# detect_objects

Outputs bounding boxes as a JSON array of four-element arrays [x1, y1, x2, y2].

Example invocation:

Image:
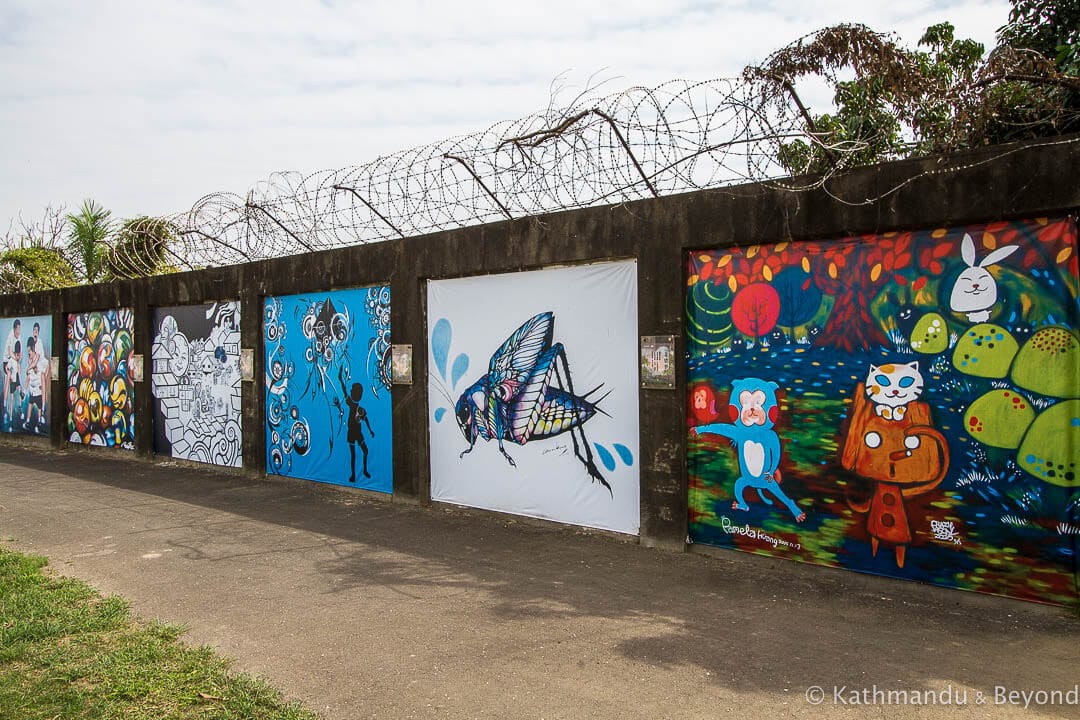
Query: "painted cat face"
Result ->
[[866, 362, 923, 408]]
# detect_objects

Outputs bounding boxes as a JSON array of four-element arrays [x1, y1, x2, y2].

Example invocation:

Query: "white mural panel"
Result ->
[[428, 260, 640, 535]]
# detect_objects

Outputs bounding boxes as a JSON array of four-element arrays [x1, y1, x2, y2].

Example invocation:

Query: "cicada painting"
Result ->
[[428, 260, 640, 535], [452, 311, 610, 491]]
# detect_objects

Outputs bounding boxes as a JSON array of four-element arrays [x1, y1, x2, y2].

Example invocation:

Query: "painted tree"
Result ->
[[771, 266, 822, 333], [731, 282, 780, 342], [690, 233, 957, 353]]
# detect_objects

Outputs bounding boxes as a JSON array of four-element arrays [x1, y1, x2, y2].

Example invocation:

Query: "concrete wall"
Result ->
[[2, 135, 1078, 551]]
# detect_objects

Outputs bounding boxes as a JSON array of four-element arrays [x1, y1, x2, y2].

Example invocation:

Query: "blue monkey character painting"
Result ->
[[692, 378, 806, 522]]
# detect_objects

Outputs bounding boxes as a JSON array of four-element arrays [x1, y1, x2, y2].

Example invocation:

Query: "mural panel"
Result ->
[[151, 303, 242, 466], [427, 261, 640, 535], [264, 286, 392, 493], [686, 217, 1080, 604], [1, 315, 52, 437], [66, 309, 135, 448]]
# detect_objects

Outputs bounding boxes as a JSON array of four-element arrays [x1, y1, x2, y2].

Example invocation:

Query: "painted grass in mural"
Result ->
[[263, 286, 391, 492], [66, 309, 135, 449], [0, 315, 51, 437], [151, 303, 242, 467], [686, 217, 1080, 604]]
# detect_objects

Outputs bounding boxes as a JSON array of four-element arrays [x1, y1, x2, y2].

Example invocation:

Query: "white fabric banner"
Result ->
[[427, 260, 640, 535]]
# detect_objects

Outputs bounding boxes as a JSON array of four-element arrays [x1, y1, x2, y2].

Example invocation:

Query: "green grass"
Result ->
[[0, 546, 320, 720]]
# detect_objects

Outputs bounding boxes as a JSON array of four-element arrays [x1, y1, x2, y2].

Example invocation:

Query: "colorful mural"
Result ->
[[263, 286, 392, 492], [66, 309, 135, 448], [428, 261, 640, 535], [151, 302, 242, 466], [686, 217, 1080, 604], [1, 315, 52, 437]]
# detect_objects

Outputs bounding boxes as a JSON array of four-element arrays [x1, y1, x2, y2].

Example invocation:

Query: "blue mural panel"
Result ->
[[264, 286, 392, 492], [1, 315, 52, 437]]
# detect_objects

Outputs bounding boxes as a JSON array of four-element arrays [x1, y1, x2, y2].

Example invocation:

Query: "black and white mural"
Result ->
[[151, 302, 242, 466]]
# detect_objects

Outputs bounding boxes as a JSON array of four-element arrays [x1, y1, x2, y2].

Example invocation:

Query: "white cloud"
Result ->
[[0, 0, 1011, 229]]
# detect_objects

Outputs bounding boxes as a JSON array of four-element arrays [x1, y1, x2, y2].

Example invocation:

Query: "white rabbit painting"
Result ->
[[948, 233, 1019, 322]]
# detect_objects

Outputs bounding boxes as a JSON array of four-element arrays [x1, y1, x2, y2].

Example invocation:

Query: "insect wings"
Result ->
[[456, 312, 611, 492]]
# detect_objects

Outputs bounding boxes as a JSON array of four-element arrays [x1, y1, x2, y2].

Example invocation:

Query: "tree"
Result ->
[[990, 0, 1080, 138], [998, 0, 1079, 73], [731, 283, 780, 341], [0, 204, 77, 293], [748, 6, 1080, 176], [772, 266, 823, 334], [0, 247, 78, 293], [66, 200, 112, 283]]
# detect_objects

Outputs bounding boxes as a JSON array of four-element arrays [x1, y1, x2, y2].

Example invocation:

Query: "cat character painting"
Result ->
[[691, 378, 806, 522], [841, 362, 950, 568]]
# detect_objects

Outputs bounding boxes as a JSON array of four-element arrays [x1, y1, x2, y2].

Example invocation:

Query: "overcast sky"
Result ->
[[1, 0, 1012, 234]]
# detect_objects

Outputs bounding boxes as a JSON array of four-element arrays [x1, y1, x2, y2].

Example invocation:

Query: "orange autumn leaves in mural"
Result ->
[[688, 218, 1079, 353]]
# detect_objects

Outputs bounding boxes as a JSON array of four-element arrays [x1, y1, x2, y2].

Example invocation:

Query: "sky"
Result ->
[[0, 0, 1013, 235]]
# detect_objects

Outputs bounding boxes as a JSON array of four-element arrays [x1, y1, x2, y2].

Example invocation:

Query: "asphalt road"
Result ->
[[0, 443, 1077, 719]]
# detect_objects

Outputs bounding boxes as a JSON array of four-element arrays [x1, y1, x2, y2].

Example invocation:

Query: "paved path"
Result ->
[[0, 443, 1077, 719]]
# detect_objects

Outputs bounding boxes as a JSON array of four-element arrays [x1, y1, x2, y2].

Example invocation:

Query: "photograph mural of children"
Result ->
[[686, 216, 1080, 605], [151, 302, 243, 467], [0, 315, 51, 437], [67, 309, 135, 448], [263, 286, 392, 493]]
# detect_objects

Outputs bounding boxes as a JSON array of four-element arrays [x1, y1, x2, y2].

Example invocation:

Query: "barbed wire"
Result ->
[[163, 77, 808, 270], [4, 24, 1078, 286]]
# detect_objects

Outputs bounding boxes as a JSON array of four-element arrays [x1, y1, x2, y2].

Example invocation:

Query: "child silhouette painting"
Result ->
[[338, 365, 374, 483]]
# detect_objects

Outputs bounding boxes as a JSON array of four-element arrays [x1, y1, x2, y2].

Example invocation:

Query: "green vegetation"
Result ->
[[0, 201, 179, 294], [0, 546, 318, 720], [66, 199, 114, 284], [747, 0, 1080, 176], [0, 246, 78, 292]]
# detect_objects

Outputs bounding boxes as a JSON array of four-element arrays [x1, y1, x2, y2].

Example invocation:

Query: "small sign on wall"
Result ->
[[240, 348, 254, 382], [130, 354, 145, 383], [391, 344, 412, 384], [640, 335, 675, 389], [50, 356, 60, 382]]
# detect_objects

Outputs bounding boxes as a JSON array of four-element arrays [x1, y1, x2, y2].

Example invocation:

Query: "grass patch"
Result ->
[[0, 546, 320, 719]]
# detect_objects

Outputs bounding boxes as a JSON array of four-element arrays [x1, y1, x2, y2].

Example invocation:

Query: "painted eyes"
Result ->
[[874, 374, 916, 388]]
